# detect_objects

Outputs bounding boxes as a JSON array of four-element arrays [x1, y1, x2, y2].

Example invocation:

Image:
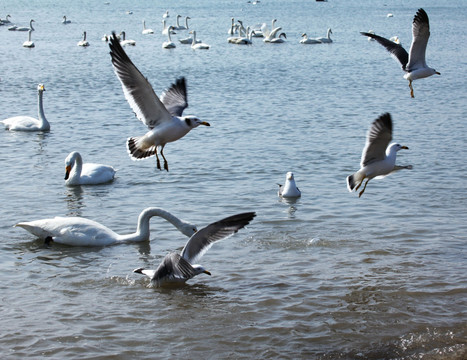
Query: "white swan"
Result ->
[[162, 19, 176, 35], [1, 15, 12, 24], [278, 172, 301, 198], [13, 19, 35, 32], [270, 32, 287, 43], [142, 20, 154, 34], [1, 84, 49, 131], [23, 29, 35, 48], [133, 212, 255, 286], [162, 26, 176, 48], [314, 28, 333, 43], [77, 31, 90, 46], [263, 26, 282, 43], [62, 16, 71, 24], [232, 27, 254, 45], [190, 30, 210, 49], [174, 15, 190, 30], [300, 33, 321, 44], [64, 151, 116, 186], [228, 17, 236, 35], [179, 34, 201, 45], [260, 19, 277, 40], [120, 31, 135, 46], [15, 207, 198, 247], [162, 10, 169, 18]]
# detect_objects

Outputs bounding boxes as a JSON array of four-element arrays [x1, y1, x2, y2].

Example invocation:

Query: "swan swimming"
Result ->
[[62, 16, 71, 24], [270, 32, 287, 43], [108, 33, 210, 171], [16, 207, 198, 247], [11, 19, 34, 32], [142, 20, 154, 34], [174, 15, 190, 30], [162, 26, 176, 48], [64, 151, 116, 186], [314, 28, 333, 43], [347, 113, 412, 197], [77, 31, 90, 46], [134, 212, 256, 286], [119, 31, 135, 46], [300, 33, 321, 44], [278, 172, 301, 198], [1, 84, 49, 131], [361, 8, 440, 98], [190, 30, 210, 49], [23, 29, 35, 48], [162, 19, 176, 35]]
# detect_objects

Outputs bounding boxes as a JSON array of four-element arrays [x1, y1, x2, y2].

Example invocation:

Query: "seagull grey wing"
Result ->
[[361, 113, 393, 167], [152, 252, 196, 283], [160, 77, 189, 117], [109, 32, 172, 129], [407, 8, 430, 71], [361, 32, 409, 69], [181, 212, 256, 264]]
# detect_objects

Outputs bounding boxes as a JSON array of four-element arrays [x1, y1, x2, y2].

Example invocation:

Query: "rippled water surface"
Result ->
[[1, 0, 466, 358]]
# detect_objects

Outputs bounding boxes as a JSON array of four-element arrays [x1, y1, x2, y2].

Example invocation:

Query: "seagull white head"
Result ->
[[183, 116, 210, 128], [192, 264, 211, 276]]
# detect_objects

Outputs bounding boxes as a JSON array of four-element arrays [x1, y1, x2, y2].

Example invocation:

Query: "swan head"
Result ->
[[37, 84, 45, 92], [184, 116, 210, 128], [64, 151, 80, 180]]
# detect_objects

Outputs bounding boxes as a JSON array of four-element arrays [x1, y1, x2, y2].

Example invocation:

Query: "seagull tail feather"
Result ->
[[347, 171, 364, 192], [127, 137, 157, 160]]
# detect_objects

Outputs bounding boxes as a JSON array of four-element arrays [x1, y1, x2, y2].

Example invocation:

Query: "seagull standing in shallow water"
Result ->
[[361, 8, 440, 98], [108, 32, 210, 171], [347, 113, 412, 197], [134, 212, 256, 287]]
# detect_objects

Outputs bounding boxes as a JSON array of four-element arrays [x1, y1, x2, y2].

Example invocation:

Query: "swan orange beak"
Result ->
[[64, 165, 71, 180]]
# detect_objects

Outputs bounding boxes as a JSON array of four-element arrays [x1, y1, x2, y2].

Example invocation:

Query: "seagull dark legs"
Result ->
[[409, 80, 414, 98], [359, 179, 370, 197], [160, 145, 169, 171]]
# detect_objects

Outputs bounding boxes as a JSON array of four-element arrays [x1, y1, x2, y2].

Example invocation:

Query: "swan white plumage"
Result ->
[[300, 33, 321, 44], [77, 31, 89, 46], [278, 172, 301, 198], [270, 32, 286, 43], [260, 19, 277, 40], [120, 31, 135, 46], [133, 212, 255, 286], [190, 30, 210, 49], [142, 20, 154, 34], [263, 26, 282, 43], [12, 19, 34, 32], [162, 26, 176, 48], [162, 19, 176, 35], [314, 28, 333, 43], [1, 84, 49, 131], [163, 10, 169, 18], [179, 34, 201, 45], [228, 18, 236, 35], [1, 15, 12, 24], [23, 29, 35, 48], [62, 16, 71, 24], [15, 207, 198, 247], [232, 27, 255, 45], [64, 151, 116, 186], [174, 15, 190, 30]]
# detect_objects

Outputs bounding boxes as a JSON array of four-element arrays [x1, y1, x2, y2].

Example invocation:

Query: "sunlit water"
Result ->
[[1, 0, 466, 358]]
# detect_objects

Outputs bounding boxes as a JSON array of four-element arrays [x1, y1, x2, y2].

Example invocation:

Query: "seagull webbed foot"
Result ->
[[164, 161, 169, 172]]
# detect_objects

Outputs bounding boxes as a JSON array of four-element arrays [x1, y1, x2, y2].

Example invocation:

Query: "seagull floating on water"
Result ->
[[361, 8, 440, 98], [347, 113, 412, 197], [1, 84, 49, 131], [109, 33, 210, 171], [15, 207, 197, 247], [278, 172, 301, 198], [134, 212, 256, 287]]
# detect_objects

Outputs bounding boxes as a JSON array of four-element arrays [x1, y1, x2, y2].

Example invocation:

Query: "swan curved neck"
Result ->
[[117, 208, 187, 243], [68, 153, 83, 184], [37, 90, 49, 129], [191, 31, 197, 44]]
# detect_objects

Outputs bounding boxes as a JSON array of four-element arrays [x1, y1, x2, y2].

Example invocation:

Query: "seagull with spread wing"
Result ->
[[108, 32, 210, 171], [347, 113, 412, 197], [361, 8, 440, 98], [134, 212, 256, 287]]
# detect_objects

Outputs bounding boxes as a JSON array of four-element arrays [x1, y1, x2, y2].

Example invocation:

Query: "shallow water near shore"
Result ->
[[1, 0, 466, 358]]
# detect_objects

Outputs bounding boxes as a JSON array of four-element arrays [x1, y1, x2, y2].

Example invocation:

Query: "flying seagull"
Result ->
[[347, 113, 412, 197], [361, 8, 440, 98], [134, 212, 256, 286], [108, 32, 210, 171]]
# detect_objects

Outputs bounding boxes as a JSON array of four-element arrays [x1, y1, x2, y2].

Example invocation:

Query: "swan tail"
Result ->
[[127, 137, 157, 160], [346, 170, 365, 192]]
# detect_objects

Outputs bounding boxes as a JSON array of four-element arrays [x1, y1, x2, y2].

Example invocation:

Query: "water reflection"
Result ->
[[64, 186, 85, 217], [279, 197, 300, 217]]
